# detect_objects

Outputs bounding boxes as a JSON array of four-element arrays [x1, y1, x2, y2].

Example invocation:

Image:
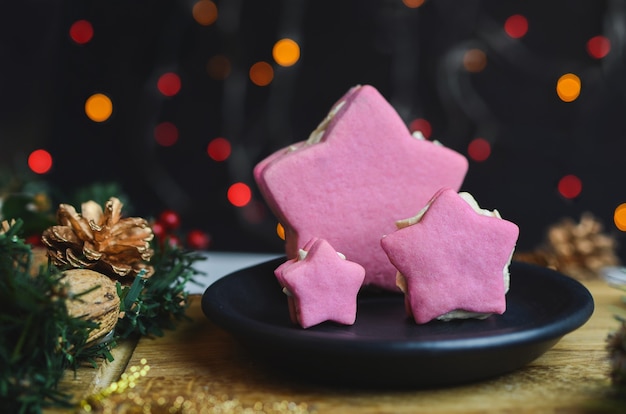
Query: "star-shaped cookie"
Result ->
[[274, 238, 365, 329], [380, 188, 519, 324], [255, 85, 468, 291]]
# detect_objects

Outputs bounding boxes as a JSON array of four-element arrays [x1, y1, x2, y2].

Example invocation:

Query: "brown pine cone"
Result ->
[[515, 212, 621, 280], [42, 197, 154, 280]]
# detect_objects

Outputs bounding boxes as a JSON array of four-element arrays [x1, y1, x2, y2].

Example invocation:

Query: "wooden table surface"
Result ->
[[50, 277, 626, 413]]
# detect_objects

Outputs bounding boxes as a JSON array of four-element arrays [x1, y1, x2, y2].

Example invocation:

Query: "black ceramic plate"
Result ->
[[202, 258, 594, 389]]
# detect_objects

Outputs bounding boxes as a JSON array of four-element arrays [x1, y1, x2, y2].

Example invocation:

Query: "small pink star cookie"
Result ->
[[380, 188, 519, 324], [254, 84, 468, 291], [274, 238, 366, 329]]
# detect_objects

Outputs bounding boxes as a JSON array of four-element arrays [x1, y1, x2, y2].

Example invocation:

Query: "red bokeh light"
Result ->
[[158, 209, 181, 230], [207, 137, 231, 161], [157, 72, 181, 97], [504, 14, 528, 39], [467, 138, 491, 162], [69, 20, 93, 44], [186, 229, 212, 250], [558, 174, 583, 199], [408, 118, 432, 139], [586, 35, 611, 59], [227, 183, 252, 207], [28, 149, 53, 174], [154, 122, 179, 146]]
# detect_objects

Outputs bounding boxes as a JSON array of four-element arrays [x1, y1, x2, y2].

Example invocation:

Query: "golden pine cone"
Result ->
[[42, 197, 154, 279]]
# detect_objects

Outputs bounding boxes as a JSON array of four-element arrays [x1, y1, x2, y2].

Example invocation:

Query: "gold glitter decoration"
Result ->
[[77, 359, 315, 414]]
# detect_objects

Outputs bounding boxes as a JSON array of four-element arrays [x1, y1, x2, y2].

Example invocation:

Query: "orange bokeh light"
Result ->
[[207, 55, 231, 80], [193, 0, 218, 26], [614, 203, 626, 231], [463, 48, 487, 73], [402, 0, 425, 8], [556, 73, 581, 102], [276, 223, 285, 240], [272, 38, 300, 67], [249, 61, 274, 86], [85, 93, 113, 122]]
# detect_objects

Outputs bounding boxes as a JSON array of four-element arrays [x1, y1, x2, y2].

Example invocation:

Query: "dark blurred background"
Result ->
[[1, 0, 626, 259]]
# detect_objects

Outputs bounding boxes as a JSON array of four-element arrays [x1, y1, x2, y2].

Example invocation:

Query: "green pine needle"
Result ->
[[0, 219, 204, 412], [115, 241, 204, 339]]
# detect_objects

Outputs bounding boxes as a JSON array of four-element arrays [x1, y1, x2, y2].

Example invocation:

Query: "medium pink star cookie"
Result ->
[[380, 188, 519, 324], [274, 238, 365, 329], [254, 85, 468, 291]]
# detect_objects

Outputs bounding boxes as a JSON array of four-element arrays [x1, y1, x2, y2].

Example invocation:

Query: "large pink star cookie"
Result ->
[[274, 238, 365, 329], [380, 188, 519, 324], [254, 85, 468, 291]]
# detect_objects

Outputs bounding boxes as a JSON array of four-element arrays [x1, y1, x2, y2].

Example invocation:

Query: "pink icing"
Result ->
[[381, 188, 519, 324], [255, 85, 468, 291], [274, 238, 365, 329]]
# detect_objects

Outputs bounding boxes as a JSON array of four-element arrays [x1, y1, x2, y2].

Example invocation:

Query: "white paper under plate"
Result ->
[[188, 251, 282, 294], [601, 266, 626, 288]]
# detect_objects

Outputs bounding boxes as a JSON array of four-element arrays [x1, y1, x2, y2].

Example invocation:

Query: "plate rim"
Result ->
[[203, 258, 593, 350], [201, 258, 595, 386]]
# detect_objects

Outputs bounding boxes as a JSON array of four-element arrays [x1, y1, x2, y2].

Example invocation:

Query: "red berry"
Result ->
[[25, 234, 42, 246], [186, 229, 211, 250], [158, 209, 181, 230], [152, 222, 166, 238], [165, 234, 181, 248]]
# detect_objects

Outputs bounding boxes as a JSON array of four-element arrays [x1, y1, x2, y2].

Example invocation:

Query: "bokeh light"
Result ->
[[154, 122, 179, 147], [276, 223, 285, 240], [207, 55, 231, 80], [504, 14, 528, 39], [586, 35, 610, 59], [557, 174, 582, 199], [157, 72, 181, 97], [614, 203, 626, 231], [402, 0, 425, 8], [249, 61, 274, 86], [467, 138, 491, 162], [192, 0, 218, 26], [69, 20, 94, 45], [207, 137, 231, 161], [227, 183, 252, 207], [241, 200, 266, 224], [409, 118, 432, 139], [463, 48, 487, 73], [85, 93, 113, 122], [272, 38, 300, 67], [28, 149, 53, 174], [556, 73, 581, 102]]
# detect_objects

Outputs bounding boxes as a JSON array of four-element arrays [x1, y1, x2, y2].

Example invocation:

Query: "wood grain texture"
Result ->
[[48, 279, 626, 413]]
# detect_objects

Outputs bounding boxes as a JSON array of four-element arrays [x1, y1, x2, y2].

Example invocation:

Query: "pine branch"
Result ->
[[0, 220, 102, 412], [115, 241, 204, 339]]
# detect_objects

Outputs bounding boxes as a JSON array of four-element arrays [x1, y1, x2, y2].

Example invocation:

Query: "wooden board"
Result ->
[[48, 278, 626, 413]]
